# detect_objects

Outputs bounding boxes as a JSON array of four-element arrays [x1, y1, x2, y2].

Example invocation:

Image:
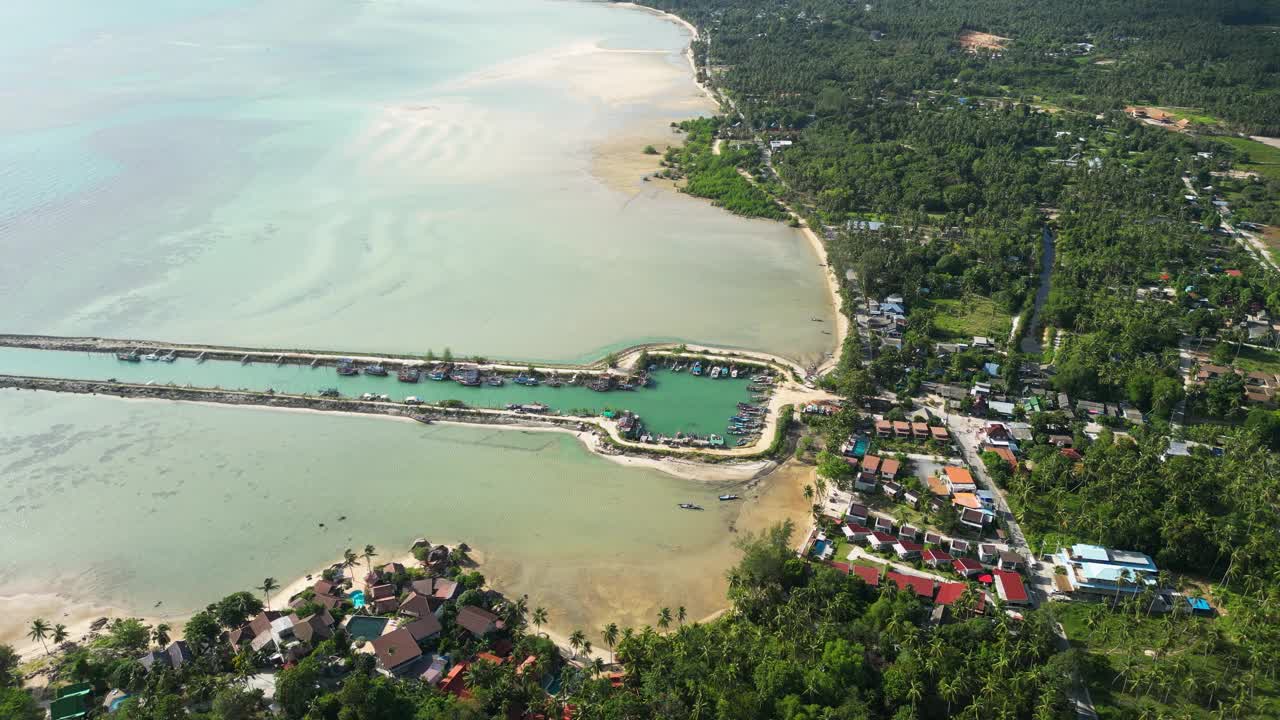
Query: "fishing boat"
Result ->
[[719, 494, 739, 501], [691, 361, 703, 376], [337, 363, 359, 376], [678, 503, 704, 511], [710, 366, 721, 379], [318, 388, 340, 398], [142, 352, 159, 361], [709, 434, 725, 447], [486, 375, 505, 387], [160, 352, 177, 363], [364, 364, 388, 377], [547, 377, 563, 388], [116, 351, 141, 362], [397, 366, 421, 383], [730, 367, 738, 378], [404, 396, 422, 405], [455, 368, 481, 386], [413, 415, 433, 425], [428, 368, 448, 381]]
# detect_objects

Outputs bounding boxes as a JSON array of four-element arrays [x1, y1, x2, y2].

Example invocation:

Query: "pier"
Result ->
[[0, 334, 832, 461]]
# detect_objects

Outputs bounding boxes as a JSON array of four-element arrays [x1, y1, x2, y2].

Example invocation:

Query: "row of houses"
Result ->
[[872, 419, 951, 442], [1196, 364, 1280, 407], [830, 561, 1030, 607], [838, 505, 1024, 572]]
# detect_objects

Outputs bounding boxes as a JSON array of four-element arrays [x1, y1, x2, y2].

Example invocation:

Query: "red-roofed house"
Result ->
[[853, 565, 881, 587], [1061, 448, 1083, 461], [866, 531, 895, 550], [933, 582, 968, 606], [875, 420, 893, 437], [893, 540, 923, 559], [922, 549, 952, 568], [993, 570, 1030, 605], [930, 425, 950, 442], [898, 524, 921, 541], [874, 516, 895, 534], [841, 524, 872, 542], [893, 421, 911, 438], [439, 662, 470, 698], [953, 558, 983, 577], [887, 571, 935, 598]]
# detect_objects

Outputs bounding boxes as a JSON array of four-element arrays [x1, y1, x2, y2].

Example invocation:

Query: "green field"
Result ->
[[1232, 345, 1280, 375], [929, 296, 1012, 340], [1211, 136, 1280, 181]]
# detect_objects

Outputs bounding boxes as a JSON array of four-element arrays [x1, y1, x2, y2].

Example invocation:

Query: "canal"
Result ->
[[0, 348, 759, 438]]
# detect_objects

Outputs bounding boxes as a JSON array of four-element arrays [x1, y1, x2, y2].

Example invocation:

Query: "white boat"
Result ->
[[404, 396, 421, 405], [730, 367, 738, 378], [719, 494, 739, 501], [142, 353, 159, 361], [710, 366, 721, 379], [160, 352, 176, 363]]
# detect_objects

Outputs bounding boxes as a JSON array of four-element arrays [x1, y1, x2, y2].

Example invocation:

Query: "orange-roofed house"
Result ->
[[911, 422, 930, 439], [440, 662, 470, 698], [930, 425, 950, 442], [943, 466, 977, 493], [879, 458, 901, 480], [951, 492, 981, 510]]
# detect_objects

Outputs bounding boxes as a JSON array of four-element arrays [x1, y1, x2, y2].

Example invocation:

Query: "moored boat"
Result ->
[[719, 494, 739, 501], [397, 366, 421, 383], [691, 361, 703, 376], [116, 351, 141, 362], [364, 364, 388, 376], [678, 503, 704, 511]]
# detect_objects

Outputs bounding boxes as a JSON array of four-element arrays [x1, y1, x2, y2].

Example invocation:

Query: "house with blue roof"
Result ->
[[1053, 543, 1159, 597]]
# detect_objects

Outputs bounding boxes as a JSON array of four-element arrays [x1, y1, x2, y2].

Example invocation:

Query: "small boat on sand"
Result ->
[[719, 494, 739, 501], [678, 503, 704, 511]]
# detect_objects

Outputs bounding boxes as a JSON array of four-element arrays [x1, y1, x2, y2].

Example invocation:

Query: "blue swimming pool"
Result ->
[[349, 589, 366, 609], [345, 615, 389, 641], [812, 540, 829, 557]]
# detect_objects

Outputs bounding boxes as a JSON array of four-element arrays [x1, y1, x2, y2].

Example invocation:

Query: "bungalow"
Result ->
[[1047, 434, 1073, 448], [399, 592, 436, 619], [866, 531, 895, 551], [926, 476, 951, 498], [411, 577, 461, 602], [369, 583, 396, 601], [887, 571, 935, 599], [959, 508, 990, 531], [977, 543, 999, 563], [951, 492, 981, 510], [879, 458, 901, 480], [933, 582, 968, 606], [419, 656, 450, 685], [998, 551, 1026, 572], [911, 422, 930, 439], [989, 401, 1017, 417], [953, 557, 984, 577], [874, 516, 895, 534], [943, 466, 977, 493], [372, 628, 423, 676], [881, 481, 902, 499], [993, 570, 1030, 605], [893, 540, 923, 560], [138, 641, 193, 672], [930, 425, 950, 442], [847, 504, 869, 524], [439, 662, 469, 698], [313, 579, 343, 599], [893, 421, 912, 438], [898, 524, 921, 542], [923, 531, 944, 546], [381, 562, 406, 576], [456, 605, 503, 638], [289, 611, 335, 646], [841, 523, 872, 542], [853, 565, 881, 587], [901, 490, 920, 507], [372, 595, 400, 615], [875, 420, 893, 438], [922, 549, 952, 568], [949, 539, 972, 556]]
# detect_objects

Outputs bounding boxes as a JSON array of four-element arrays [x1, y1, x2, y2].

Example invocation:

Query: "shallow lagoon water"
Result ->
[[0, 0, 827, 645]]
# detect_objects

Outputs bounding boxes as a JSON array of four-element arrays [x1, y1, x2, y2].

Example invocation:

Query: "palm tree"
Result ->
[[51, 624, 69, 648], [343, 548, 358, 583], [602, 623, 619, 664], [568, 630, 586, 659], [677, 606, 687, 627], [657, 607, 672, 631], [27, 618, 51, 655], [152, 623, 171, 648], [362, 545, 378, 576], [260, 577, 280, 611], [532, 606, 548, 636]]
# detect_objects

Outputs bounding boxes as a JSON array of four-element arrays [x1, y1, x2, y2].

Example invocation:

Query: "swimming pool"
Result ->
[[345, 615, 389, 641], [349, 589, 366, 609]]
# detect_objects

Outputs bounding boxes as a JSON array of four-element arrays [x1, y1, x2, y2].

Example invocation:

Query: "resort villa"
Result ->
[[1053, 544, 1159, 597]]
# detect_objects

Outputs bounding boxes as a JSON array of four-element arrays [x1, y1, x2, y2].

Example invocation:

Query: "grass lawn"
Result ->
[[1231, 345, 1280, 374], [929, 296, 1012, 341], [1210, 136, 1280, 181]]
